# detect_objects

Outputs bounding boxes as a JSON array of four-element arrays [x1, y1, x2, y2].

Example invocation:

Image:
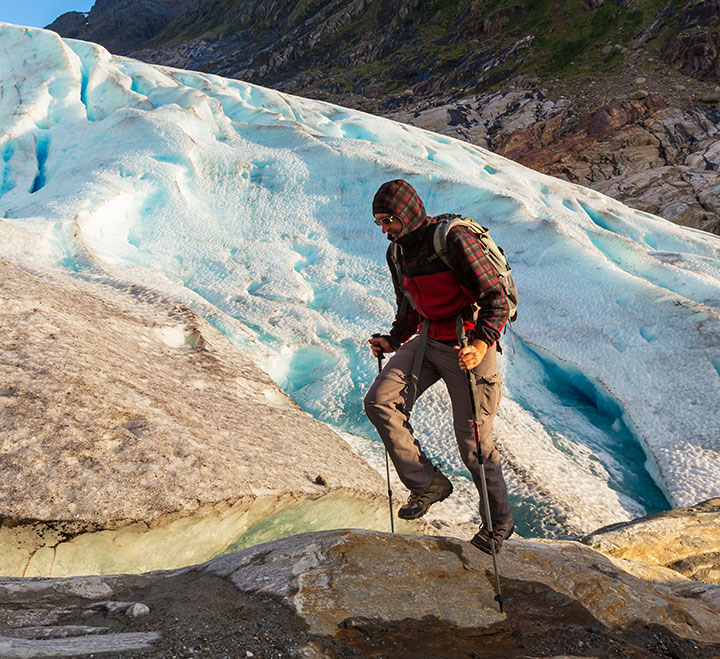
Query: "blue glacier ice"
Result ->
[[1, 23, 719, 536]]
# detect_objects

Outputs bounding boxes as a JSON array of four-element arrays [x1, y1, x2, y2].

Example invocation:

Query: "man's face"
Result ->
[[374, 213, 404, 240]]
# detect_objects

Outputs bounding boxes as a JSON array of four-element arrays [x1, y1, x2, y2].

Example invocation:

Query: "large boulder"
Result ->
[[0, 260, 429, 577]]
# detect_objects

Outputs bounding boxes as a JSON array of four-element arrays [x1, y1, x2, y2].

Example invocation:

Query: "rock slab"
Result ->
[[1, 527, 719, 657], [1, 261, 426, 577], [583, 497, 720, 584], [0, 259, 389, 526]]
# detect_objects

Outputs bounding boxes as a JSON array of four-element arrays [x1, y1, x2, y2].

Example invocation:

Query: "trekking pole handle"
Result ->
[[371, 333, 385, 366], [459, 335, 481, 422]]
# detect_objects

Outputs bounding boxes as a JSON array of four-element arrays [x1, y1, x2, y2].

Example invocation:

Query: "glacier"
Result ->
[[1, 23, 719, 537]]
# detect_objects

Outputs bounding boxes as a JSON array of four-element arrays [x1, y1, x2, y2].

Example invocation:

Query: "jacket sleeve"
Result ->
[[445, 226, 509, 346], [386, 246, 420, 348]]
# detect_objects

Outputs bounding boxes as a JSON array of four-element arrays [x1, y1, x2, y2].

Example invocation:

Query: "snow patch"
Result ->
[[154, 324, 203, 349]]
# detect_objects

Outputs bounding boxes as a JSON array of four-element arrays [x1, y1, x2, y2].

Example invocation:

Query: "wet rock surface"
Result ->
[[1, 527, 719, 658]]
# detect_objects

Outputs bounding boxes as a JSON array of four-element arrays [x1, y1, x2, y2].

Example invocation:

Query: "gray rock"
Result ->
[[126, 603, 150, 618], [2, 626, 110, 640], [592, 165, 720, 233], [86, 601, 137, 615], [698, 92, 720, 104], [51, 577, 115, 600], [0, 632, 161, 658], [387, 89, 569, 149]]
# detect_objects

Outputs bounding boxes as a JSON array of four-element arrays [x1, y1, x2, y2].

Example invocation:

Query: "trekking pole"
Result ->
[[460, 335, 504, 613], [372, 333, 395, 534]]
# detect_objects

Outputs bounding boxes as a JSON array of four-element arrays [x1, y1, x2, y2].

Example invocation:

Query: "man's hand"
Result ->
[[369, 335, 394, 358], [455, 338, 488, 371]]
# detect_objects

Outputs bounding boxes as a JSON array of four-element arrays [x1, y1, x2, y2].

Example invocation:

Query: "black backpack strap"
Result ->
[[390, 241, 417, 310], [406, 317, 430, 412]]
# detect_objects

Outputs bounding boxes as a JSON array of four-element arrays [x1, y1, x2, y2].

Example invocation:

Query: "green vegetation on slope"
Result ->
[[151, 0, 703, 97]]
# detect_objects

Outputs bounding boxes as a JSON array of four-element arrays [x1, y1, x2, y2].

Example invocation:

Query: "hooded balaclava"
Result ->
[[372, 179, 427, 238]]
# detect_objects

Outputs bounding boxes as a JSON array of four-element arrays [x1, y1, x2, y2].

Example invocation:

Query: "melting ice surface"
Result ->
[[1, 23, 719, 537]]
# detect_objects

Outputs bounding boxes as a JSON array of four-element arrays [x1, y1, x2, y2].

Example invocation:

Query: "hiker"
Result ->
[[363, 179, 514, 553]]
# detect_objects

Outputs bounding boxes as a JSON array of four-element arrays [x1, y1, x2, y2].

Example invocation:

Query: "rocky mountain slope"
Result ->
[[46, 0, 720, 234], [44, 0, 194, 53]]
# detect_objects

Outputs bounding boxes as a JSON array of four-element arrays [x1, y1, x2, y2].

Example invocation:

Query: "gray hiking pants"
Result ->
[[364, 336, 511, 525]]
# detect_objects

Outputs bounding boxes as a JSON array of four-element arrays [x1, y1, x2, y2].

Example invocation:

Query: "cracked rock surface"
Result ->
[[1, 519, 719, 658]]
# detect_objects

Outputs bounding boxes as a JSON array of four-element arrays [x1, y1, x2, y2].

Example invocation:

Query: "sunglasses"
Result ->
[[374, 215, 400, 226]]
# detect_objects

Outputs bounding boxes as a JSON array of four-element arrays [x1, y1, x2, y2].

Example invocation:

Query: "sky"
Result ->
[[0, 1, 93, 29]]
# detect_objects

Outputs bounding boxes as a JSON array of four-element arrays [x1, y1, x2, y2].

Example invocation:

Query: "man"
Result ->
[[363, 179, 514, 553]]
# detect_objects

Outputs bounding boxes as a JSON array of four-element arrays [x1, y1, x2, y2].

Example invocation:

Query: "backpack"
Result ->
[[390, 213, 518, 322]]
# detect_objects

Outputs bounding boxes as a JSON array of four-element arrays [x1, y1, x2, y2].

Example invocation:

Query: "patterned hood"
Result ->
[[372, 179, 427, 237]]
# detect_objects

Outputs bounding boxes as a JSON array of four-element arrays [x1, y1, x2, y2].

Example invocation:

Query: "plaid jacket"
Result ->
[[387, 220, 509, 346], [373, 179, 509, 346]]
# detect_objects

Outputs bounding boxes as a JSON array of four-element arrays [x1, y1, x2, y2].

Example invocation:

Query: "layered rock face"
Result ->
[[1, 501, 719, 657], [388, 85, 720, 234], [497, 98, 720, 234], [46, 0, 194, 54], [421, 89, 720, 234]]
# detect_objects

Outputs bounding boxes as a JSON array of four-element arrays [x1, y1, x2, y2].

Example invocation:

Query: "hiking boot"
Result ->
[[470, 517, 515, 555], [398, 470, 453, 520]]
